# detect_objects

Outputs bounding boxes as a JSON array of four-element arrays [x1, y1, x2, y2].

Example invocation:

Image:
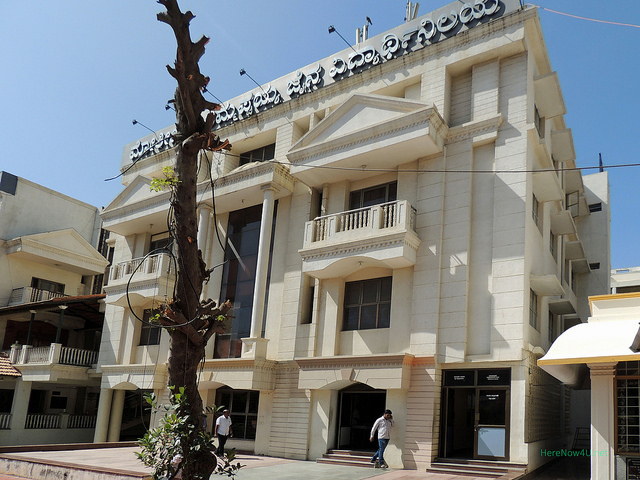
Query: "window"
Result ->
[[215, 388, 259, 440], [529, 290, 539, 329], [239, 143, 275, 166], [150, 232, 172, 253], [343, 277, 392, 331], [588, 202, 602, 213], [548, 312, 555, 342], [550, 231, 556, 260], [349, 182, 397, 210], [616, 362, 640, 454], [31, 277, 64, 295], [534, 105, 545, 138], [532, 195, 541, 231], [139, 310, 161, 346], [566, 191, 579, 217]]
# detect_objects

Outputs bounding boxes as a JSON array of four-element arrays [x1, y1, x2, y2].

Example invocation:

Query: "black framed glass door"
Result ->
[[441, 369, 510, 461]]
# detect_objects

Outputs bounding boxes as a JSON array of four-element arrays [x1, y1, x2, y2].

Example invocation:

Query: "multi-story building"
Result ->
[[0, 171, 109, 445], [98, 1, 610, 474]]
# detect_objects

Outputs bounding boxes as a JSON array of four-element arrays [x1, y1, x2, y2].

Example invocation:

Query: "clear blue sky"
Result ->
[[1, 1, 638, 268]]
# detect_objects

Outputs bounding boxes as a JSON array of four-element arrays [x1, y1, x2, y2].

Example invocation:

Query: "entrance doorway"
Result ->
[[337, 384, 386, 451], [441, 369, 510, 461]]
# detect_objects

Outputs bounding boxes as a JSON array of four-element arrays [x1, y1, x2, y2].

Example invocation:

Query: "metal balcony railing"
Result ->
[[7, 287, 65, 306], [11, 344, 98, 367], [0, 414, 11, 430]]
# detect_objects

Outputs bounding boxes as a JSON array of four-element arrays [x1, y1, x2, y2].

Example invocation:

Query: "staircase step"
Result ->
[[317, 458, 375, 468], [427, 466, 501, 478], [428, 459, 527, 479], [317, 450, 377, 468]]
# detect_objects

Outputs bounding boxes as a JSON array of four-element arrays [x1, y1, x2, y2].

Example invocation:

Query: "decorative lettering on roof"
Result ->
[[129, 0, 507, 158]]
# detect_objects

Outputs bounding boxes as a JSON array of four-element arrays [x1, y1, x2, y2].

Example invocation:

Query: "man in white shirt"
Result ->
[[214, 409, 233, 456], [369, 409, 393, 468]]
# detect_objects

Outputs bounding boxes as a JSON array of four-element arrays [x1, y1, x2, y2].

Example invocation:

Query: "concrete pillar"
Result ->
[[11, 380, 32, 432], [308, 389, 333, 460], [94, 388, 113, 442], [385, 389, 408, 469], [107, 390, 126, 442], [588, 363, 616, 480], [244, 185, 277, 356], [197, 205, 212, 268]]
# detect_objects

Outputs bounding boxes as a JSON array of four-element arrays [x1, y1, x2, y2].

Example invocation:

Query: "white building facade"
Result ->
[[0, 171, 108, 445], [98, 1, 610, 474]]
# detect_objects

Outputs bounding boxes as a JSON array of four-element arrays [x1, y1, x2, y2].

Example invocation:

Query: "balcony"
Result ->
[[7, 287, 65, 306], [104, 252, 175, 307], [0, 412, 96, 431], [299, 200, 421, 278], [9, 343, 99, 383]]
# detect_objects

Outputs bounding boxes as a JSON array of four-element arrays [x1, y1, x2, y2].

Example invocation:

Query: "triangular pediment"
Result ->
[[291, 93, 430, 151], [7, 229, 108, 274], [103, 175, 158, 213]]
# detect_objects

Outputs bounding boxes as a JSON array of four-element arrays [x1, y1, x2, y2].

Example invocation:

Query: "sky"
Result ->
[[0, 1, 638, 269]]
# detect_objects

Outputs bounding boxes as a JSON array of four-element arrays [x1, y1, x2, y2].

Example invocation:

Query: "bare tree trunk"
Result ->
[[155, 1, 231, 478]]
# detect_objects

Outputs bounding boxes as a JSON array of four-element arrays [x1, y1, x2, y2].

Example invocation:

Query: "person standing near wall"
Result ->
[[370, 409, 393, 468], [214, 409, 233, 456]]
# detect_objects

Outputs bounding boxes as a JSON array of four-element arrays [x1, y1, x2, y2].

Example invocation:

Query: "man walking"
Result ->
[[370, 409, 393, 468], [214, 409, 233, 456]]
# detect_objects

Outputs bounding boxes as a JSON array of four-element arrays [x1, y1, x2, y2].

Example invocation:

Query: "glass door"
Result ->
[[475, 388, 509, 460]]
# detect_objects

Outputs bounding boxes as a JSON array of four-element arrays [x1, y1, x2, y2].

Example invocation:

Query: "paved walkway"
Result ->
[[0, 446, 590, 480]]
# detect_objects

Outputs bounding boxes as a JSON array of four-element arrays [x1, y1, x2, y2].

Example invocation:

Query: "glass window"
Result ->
[[529, 290, 538, 329], [140, 310, 161, 346], [617, 362, 640, 454], [31, 277, 65, 295], [239, 143, 275, 166], [349, 182, 397, 210], [343, 277, 392, 331], [215, 388, 259, 440]]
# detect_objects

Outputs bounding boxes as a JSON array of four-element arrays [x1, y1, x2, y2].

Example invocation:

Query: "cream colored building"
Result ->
[[98, 1, 610, 474], [0, 171, 109, 445]]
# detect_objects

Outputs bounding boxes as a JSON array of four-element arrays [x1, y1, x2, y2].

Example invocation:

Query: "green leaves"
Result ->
[[150, 166, 181, 192]]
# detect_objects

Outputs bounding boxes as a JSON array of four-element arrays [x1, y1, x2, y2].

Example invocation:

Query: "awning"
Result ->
[[538, 319, 640, 387]]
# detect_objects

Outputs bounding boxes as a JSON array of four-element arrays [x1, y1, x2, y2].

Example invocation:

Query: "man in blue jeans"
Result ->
[[370, 409, 393, 468]]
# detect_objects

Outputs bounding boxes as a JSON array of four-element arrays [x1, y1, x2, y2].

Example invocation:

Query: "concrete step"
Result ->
[[428, 459, 527, 479], [316, 449, 377, 468]]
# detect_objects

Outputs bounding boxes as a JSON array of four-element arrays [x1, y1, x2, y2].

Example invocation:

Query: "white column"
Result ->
[[107, 389, 126, 442], [197, 205, 212, 266], [11, 380, 31, 434], [94, 388, 113, 442], [588, 363, 616, 480], [243, 185, 277, 357]]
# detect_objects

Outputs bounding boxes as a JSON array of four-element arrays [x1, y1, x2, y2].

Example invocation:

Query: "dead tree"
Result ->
[[153, 1, 231, 478]]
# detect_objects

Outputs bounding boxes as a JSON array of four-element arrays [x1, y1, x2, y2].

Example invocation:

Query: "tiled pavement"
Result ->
[[0, 446, 590, 480]]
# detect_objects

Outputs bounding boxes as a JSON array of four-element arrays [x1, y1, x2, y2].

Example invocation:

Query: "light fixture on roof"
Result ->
[[328, 25, 358, 54], [239, 68, 266, 93], [131, 119, 158, 140]]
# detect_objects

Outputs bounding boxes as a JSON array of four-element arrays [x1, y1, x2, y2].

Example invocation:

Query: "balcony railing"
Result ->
[[7, 287, 65, 306], [11, 344, 98, 367], [108, 252, 173, 284], [304, 200, 417, 246], [0, 414, 11, 430], [24, 413, 96, 430]]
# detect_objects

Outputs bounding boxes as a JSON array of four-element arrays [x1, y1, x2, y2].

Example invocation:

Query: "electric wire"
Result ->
[[529, 3, 640, 29]]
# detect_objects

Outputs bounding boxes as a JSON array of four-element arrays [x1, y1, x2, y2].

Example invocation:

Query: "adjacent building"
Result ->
[[0, 171, 109, 445], [98, 1, 610, 474]]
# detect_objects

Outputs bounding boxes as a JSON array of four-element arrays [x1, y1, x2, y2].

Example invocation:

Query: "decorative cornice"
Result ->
[[296, 353, 415, 370], [446, 114, 503, 144], [300, 230, 420, 261]]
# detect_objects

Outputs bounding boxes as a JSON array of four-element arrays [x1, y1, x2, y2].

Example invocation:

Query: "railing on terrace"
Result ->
[[25, 414, 60, 430], [11, 344, 98, 367], [7, 287, 65, 306], [305, 200, 417, 245], [108, 252, 173, 283], [24, 413, 97, 430], [0, 414, 11, 430]]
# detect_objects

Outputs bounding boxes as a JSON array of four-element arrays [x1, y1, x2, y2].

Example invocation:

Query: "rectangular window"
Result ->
[[31, 277, 65, 295], [215, 388, 259, 440], [139, 310, 161, 346], [550, 231, 556, 260], [150, 232, 172, 253], [548, 312, 555, 342], [616, 362, 640, 454], [529, 290, 538, 329], [239, 143, 275, 166], [588, 202, 602, 213], [534, 105, 545, 138], [566, 191, 579, 218], [532, 195, 541, 231], [343, 277, 392, 331], [349, 182, 397, 210]]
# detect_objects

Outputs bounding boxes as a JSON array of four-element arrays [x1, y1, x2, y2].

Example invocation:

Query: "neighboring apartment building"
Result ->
[[0, 171, 109, 445], [98, 1, 610, 474], [540, 293, 640, 480], [611, 267, 640, 294]]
